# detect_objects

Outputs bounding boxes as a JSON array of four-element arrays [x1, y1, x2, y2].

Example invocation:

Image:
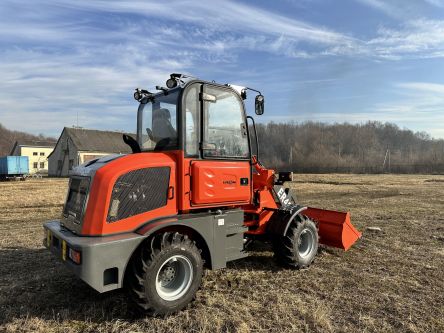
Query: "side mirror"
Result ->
[[255, 94, 264, 115]]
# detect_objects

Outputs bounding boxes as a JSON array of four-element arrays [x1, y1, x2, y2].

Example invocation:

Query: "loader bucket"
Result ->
[[304, 207, 362, 251]]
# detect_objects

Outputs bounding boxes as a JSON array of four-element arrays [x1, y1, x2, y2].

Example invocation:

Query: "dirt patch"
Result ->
[[0, 176, 443, 333]]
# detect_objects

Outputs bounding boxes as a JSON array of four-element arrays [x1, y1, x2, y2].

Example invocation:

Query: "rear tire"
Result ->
[[127, 232, 203, 316], [272, 215, 319, 269]]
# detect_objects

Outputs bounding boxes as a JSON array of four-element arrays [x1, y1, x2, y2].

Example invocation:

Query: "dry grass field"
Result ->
[[0, 175, 443, 333]]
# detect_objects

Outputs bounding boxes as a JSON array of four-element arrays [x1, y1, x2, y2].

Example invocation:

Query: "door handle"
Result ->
[[168, 186, 175, 200]]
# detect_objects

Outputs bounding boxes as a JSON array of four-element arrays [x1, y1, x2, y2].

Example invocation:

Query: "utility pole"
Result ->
[[383, 149, 388, 172], [383, 148, 390, 173], [388, 149, 391, 173]]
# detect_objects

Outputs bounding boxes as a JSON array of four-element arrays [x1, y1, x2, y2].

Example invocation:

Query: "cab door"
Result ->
[[188, 84, 251, 206]]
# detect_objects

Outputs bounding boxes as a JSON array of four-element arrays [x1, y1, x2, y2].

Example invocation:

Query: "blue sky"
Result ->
[[1, 0, 444, 138]]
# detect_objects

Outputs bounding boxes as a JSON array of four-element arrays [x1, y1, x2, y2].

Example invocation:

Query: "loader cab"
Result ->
[[136, 81, 251, 158], [135, 79, 257, 209]]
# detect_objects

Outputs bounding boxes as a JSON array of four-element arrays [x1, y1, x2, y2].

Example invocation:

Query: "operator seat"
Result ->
[[152, 108, 177, 142]]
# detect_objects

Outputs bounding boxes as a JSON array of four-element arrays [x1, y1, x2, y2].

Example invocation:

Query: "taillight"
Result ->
[[68, 248, 81, 264]]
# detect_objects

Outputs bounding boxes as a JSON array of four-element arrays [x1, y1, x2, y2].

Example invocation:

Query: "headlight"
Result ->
[[166, 78, 177, 88]]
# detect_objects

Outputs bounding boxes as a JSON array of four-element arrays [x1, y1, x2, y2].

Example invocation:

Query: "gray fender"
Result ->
[[134, 215, 217, 269], [266, 206, 307, 236]]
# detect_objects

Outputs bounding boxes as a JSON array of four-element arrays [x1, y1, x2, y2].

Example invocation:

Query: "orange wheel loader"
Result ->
[[43, 74, 361, 316]]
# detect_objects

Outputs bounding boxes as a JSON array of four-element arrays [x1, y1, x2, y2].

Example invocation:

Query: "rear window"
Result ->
[[64, 177, 89, 222]]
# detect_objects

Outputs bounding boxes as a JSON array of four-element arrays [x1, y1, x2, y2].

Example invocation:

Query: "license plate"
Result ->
[[62, 240, 67, 261]]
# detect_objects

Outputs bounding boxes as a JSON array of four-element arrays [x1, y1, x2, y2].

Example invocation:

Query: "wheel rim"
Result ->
[[155, 255, 193, 301], [298, 228, 315, 258]]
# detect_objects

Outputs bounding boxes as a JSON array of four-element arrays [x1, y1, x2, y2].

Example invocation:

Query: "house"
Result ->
[[10, 140, 56, 174], [48, 127, 133, 177]]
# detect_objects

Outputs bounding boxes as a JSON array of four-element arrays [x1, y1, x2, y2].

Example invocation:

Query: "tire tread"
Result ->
[[127, 231, 202, 316], [272, 214, 319, 269]]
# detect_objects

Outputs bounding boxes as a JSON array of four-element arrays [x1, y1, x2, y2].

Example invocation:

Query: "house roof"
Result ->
[[14, 139, 56, 148], [9, 139, 56, 155], [57, 127, 133, 155]]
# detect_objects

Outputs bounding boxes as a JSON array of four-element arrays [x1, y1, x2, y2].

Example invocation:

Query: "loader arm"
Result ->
[[244, 156, 362, 250]]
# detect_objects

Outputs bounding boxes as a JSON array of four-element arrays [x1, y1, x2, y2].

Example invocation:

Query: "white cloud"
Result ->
[[353, 0, 435, 20], [397, 82, 444, 94], [423, 0, 444, 7], [318, 18, 444, 60], [0, 43, 177, 135], [428, 128, 444, 138], [258, 80, 444, 139], [0, 0, 360, 136], [0, 0, 443, 138], [52, 0, 353, 46], [366, 19, 444, 58], [362, 82, 444, 138], [354, 0, 398, 17]]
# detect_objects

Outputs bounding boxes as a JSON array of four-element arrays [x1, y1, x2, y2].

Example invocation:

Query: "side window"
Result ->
[[184, 85, 199, 156], [152, 103, 177, 143], [140, 90, 179, 150], [203, 87, 249, 159]]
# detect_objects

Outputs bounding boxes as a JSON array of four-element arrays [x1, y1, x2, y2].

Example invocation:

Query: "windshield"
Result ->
[[137, 90, 179, 151]]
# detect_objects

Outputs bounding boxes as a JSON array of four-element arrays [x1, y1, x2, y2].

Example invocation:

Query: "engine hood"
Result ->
[[71, 154, 126, 178], [61, 154, 126, 234]]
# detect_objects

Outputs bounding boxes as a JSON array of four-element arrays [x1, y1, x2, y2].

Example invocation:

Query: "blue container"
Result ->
[[0, 156, 29, 176]]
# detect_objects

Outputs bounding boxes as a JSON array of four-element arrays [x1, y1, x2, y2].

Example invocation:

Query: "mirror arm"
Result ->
[[245, 87, 262, 95]]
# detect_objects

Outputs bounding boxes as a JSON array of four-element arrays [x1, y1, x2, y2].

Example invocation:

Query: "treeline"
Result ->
[[1, 121, 443, 174], [254, 121, 444, 174], [0, 123, 56, 155]]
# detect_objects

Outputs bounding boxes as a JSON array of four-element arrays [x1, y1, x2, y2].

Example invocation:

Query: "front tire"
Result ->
[[128, 232, 203, 316], [273, 215, 319, 269]]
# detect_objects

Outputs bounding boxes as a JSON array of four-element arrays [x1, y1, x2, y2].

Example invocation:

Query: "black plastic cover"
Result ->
[[107, 167, 170, 222]]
